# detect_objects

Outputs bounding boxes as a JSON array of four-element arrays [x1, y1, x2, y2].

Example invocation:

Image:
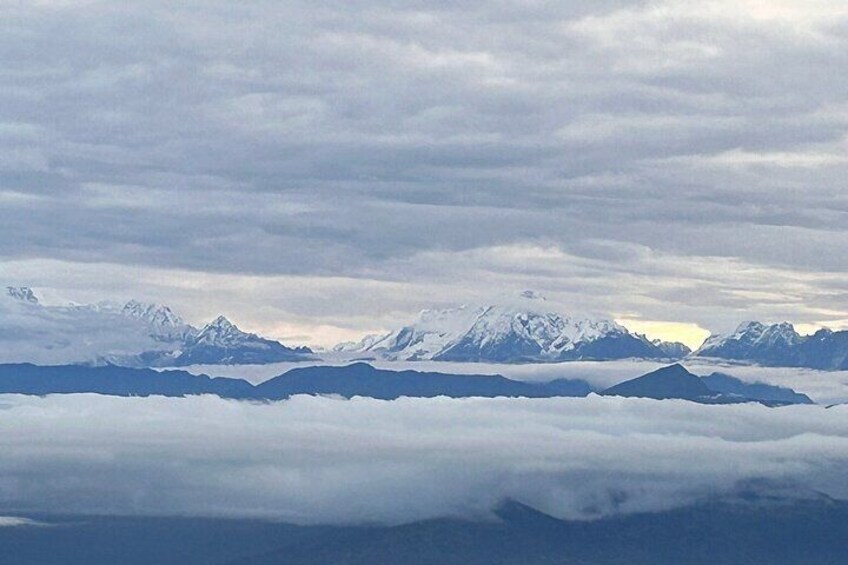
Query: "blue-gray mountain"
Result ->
[[601, 364, 812, 406], [0, 362, 810, 405], [0, 362, 591, 400], [254, 363, 593, 400], [695, 321, 848, 370], [130, 316, 314, 367]]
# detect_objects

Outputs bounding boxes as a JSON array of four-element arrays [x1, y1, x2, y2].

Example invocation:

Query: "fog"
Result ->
[[1, 393, 846, 525]]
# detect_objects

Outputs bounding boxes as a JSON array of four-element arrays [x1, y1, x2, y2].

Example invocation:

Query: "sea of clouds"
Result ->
[[1, 393, 846, 525]]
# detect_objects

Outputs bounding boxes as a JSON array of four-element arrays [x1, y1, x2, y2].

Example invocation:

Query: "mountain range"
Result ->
[[695, 321, 848, 370], [336, 293, 691, 363], [339, 303, 848, 370], [9, 285, 848, 371], [2, 286, 312, 367]]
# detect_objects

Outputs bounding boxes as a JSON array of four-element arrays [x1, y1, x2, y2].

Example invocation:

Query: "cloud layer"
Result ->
[[2, 1, 848, 344], [1, 393, 847, 524]]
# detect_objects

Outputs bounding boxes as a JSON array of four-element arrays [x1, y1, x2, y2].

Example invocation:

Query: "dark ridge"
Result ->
[[601, 364, 713, 401], [701, 372, 813, 405], [601, 365, 814, 406], [0, 363, 256, 399], [0, 362, 591, 401], [255, 362, 592, 400]]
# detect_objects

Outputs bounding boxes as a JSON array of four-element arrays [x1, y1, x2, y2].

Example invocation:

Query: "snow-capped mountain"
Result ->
[[336, 295, 690, 363], [0, 288, 312, 367], [141, 316, 313, 367], [193, 316, 254, 346], [122, 299, 185, 328], [694, 321, 848, 370]]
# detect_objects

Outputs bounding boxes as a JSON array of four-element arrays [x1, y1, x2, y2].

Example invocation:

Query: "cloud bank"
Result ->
[[1, 394, 846, 524]]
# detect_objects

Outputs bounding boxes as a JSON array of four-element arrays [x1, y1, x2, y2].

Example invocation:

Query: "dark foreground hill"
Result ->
[[254, 363, 591, 399], [0, 363, 257, 398], [0, 362, 591, 400], [0, 362, 813, 405], [3, 499, 847, 565], [601, 364, 813, 406]]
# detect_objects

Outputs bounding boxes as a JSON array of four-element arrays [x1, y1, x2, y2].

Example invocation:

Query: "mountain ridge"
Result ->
[[601, 364, 813, 405], [0, 362, 812, 406]]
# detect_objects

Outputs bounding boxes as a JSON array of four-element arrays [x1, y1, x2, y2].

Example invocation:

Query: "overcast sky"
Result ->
[[2, 0, 847, 347]]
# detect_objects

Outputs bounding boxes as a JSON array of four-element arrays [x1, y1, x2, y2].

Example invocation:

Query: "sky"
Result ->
[[2, 0, 848, 348]]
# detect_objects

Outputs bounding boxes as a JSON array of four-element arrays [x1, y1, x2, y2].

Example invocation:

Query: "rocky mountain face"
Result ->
[[138, 316, 313, 367], [695, 321, 848, 370]]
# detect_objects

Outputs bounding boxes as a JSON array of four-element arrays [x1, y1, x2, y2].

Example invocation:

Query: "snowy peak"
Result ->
[[151, 315, 315, 366], [193, 316, 250, 346], [338, 301, 689, 363], [6, 286, 39, 304], [729, 320, 800, 345], [697, 321, 802, 357], [121, 300, 185, 328], [758, 323, 802, 348], [208, 315, 237, 330]]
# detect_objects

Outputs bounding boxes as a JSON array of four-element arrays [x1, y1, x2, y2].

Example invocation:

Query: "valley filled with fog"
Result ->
[[1, 392, 847, 524]]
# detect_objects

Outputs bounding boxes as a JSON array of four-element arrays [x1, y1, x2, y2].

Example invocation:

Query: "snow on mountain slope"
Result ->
[[698, 322, 801, 352], [337, 293, 690, 363], [694, 321, 848, 370], [122, 299, 186, 328], [355, 305, 487, 361], [139, 316, 314, 367]]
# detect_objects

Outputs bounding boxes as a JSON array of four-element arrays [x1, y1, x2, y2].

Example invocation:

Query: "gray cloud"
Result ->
[[2, 1, 848, 342], [1, 393, 847, 524]]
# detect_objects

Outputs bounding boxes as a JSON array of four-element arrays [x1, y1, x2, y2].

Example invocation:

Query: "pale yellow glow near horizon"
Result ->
[[616, 319, 712, 351], [272, 319, 715, 351]]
